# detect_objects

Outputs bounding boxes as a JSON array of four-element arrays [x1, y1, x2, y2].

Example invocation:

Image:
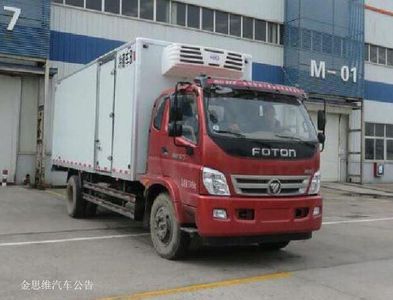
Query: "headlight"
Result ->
[[202, 167, 230, 196], [308, 171, 321, 195]]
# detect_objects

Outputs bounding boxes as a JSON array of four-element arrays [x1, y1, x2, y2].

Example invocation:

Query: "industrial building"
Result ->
[[0, 0, 392, 184]]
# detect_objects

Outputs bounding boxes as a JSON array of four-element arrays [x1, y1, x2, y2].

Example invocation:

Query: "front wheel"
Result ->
[[150, 193, 190, 260]]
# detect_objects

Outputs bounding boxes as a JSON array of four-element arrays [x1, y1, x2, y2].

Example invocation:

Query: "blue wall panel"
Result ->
[[252, 63, 284, 85], [365, 80, 393, 103], [0, 0, 50, 59], [50, 31, 124, 64]]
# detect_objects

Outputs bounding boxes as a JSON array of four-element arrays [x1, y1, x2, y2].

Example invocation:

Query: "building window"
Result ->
[[364, 44, 369, 61], [86, 0, 102, 11], [387, 124, 393, 138], [387, 140, 393, 160], [215, 11, 229, 34], [388, 49, 393, 66], [140, 0, 154, 20], [53, 0, 63, 3], [171, 2, 186, 26], [105, 0, 120, 14], [365, 138, 374, 160], [202, 8, 214, 31], [65, 0, 83, 7], [187, 5, 200, 29], [255, 20, 266, 42], [302, 29, 312, 50], [230, 14, 241, 37], [289, 26, 299, 48], [322, 33, 332, 54], [156, 0, 169, 22], [122, 0, 138, 17], [312, 31, 322, 52], [365, 43, 393, 67], [365, 123, 393, 161], [376, 139, 385, 160], [378, 46, 386, 65], [279, 24, 284, 45], [242, 17, 253, 39], [369, 45, 378, 63], [365, 122, 374, 136], [375, 124, 385, 137], [268, 22, 278, 44], [333, 36, 342, 56]]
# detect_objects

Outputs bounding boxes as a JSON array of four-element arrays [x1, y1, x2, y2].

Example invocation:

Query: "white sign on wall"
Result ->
[[310, 60, 357, 83]]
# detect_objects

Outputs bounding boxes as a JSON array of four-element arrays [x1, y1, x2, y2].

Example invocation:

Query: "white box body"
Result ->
[[52, 38, 252, 181]]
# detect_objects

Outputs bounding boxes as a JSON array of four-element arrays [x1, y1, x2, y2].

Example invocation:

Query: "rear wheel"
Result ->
[[150, 193, 190, 260], [259, 241, 290, 250], [66, 175, 85, 218]]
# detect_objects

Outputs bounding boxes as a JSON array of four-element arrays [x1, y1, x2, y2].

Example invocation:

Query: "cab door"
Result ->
[[147, 95, 168, 175], [160, 92, 202, 207]]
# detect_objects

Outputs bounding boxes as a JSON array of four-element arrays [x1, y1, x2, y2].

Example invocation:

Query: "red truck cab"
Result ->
[[142, 77, 323, 259]]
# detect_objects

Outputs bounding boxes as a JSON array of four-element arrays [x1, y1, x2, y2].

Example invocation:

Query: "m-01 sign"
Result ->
[[0, 0, 50, 60], [310, 60, 357, 83]]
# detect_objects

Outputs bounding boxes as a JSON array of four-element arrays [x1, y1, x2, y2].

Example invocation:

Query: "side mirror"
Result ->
[[318, 132, 326, 144], [317, 110, 326, 131], [168, 122, 183, 137]]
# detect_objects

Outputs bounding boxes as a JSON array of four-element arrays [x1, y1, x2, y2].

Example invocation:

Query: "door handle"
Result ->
[[161, 147, 169, 156]]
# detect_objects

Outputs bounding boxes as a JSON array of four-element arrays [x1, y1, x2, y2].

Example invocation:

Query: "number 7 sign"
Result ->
[[4, 6, 21, 31]]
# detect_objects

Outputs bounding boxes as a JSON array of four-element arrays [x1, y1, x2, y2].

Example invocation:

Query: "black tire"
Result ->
[[259, 241, 290, 251], [150, 193, 190, 260], [66, 175, 85, 218]]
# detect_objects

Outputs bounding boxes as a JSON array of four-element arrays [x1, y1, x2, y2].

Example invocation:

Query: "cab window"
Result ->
[[153, 96, 167, 130], [173, 93, 199, 144]]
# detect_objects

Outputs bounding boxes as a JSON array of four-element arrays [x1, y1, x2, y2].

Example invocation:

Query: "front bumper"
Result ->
[[194, 194, 322, 237]]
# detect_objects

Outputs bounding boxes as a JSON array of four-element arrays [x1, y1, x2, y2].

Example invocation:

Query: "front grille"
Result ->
[[231, 175, 309, 196]]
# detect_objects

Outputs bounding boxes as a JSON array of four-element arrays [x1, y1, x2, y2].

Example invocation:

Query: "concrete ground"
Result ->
[[0, 185, 393, 300]]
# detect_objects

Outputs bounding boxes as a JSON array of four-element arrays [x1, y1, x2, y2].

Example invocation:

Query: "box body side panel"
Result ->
[[52, 63, 98, 170], [112, 45, 136, 179]]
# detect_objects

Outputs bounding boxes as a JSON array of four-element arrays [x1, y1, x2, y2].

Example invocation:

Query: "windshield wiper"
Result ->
[[275, 134, 317, 147], [213, 130, 246, 138]]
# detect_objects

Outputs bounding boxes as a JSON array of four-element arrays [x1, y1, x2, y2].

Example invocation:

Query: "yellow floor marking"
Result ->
[[101, 272, 291, 300], [45, 190, 66, 199]]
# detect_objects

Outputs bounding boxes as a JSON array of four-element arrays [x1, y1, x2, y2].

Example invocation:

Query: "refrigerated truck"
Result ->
[[52, 38, 326, 259]]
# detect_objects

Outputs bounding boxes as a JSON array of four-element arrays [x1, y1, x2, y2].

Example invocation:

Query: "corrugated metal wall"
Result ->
[[0, 0, 50, 59], [284, 0, 365, 98]]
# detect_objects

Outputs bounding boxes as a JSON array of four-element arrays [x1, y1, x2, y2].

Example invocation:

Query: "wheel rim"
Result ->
[[153, 206, 172, 245]]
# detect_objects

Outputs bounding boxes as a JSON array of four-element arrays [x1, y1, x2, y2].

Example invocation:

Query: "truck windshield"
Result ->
[[205, 90, 318, 142]]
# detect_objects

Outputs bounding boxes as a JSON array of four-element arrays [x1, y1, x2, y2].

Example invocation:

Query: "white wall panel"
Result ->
[[365, 5, 393, 47], [365, 63, 393, 84], [364, 100, 393, 123]]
